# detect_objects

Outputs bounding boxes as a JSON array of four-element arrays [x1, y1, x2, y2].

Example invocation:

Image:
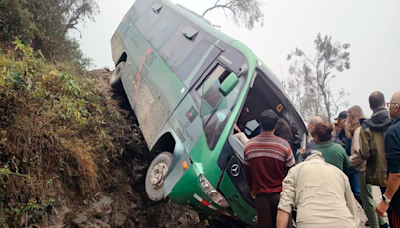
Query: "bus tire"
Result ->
[[110, 61, 125, 92], [145, 152, 173, 202]]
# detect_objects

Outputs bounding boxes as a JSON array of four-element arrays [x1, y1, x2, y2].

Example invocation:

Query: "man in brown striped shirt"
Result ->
[[244, 110, 295, 228]]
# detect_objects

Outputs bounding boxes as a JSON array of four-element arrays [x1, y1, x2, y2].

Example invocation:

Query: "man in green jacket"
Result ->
[[360, 91, 393, 187], [359, 92, 391, 228]]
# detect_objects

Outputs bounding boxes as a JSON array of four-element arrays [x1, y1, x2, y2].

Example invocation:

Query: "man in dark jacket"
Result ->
[[359, 92, 391, 228], [360, 92, 392, 187], [376, 91, 400, 227]]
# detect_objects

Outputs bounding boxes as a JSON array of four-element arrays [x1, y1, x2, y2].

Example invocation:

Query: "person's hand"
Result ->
[[300, 148, 306, 155], [376, 200, 389, 217], [251, 191, 256, 199], [234, 124, 241, 133]]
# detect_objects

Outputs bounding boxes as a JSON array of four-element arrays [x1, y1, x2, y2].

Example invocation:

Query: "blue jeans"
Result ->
[[345, 167, 363, 206]]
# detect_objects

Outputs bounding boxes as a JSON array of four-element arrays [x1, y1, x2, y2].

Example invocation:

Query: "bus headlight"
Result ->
[[199, 174, 230, 208]]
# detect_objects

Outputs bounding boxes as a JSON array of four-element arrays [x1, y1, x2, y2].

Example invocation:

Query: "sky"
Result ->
[[71, 0, 400, 118]]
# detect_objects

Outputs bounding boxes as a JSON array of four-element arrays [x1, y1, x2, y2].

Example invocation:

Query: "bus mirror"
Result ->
[[219, 72, 239, 96]]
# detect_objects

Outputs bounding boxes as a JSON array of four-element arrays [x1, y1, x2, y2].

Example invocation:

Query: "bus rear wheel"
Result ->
[[110, 61, 125, 92], [145, 152, 173, 202]]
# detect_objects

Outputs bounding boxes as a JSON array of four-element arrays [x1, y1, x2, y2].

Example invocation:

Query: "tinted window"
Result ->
[[176, 40, 214, 82], [129, 0, 155, 23], [159, 22, 204, 72], [145, 7, 184, 51], [135, 2, 164, 35]]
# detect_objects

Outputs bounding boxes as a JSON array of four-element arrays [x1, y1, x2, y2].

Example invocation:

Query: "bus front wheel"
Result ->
[[110, 61, 125, 92], [145, 152, 173, 202]]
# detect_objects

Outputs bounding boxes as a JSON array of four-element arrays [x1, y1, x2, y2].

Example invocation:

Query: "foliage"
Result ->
[[285, 33, 351, 122], [0, 41, 123, 226], [0, 0, 99, 69], [202, 0, 264, 30]]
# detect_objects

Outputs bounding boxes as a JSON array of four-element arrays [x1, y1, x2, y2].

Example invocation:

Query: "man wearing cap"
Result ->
[[333, 118, 341, 142], [337, 111, 363, 207]]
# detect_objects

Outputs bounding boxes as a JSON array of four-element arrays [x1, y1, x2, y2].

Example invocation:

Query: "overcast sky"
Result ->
[[72, 0, 400, 118]]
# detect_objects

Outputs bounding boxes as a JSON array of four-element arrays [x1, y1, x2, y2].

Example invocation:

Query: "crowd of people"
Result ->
[[243, 91, 400, 228]]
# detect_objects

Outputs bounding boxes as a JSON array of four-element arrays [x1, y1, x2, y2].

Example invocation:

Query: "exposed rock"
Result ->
[[73, 214, 88, 225]]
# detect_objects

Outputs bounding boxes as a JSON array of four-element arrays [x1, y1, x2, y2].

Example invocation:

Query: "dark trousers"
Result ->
[[255, 193, 292, 228], [389, 208, 400, 228], [345, 167, 363, 206]]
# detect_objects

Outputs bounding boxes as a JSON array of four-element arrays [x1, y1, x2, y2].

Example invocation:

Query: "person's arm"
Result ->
[[277, 210, 290, 228], [359, 127, 371, 160], [344, 175, 360, 226], [376, 173, 400, 216], [243, 149, 253, 192], [349, 128, 364, 168], [277, 168, 296, 226], [342, 147, 351, 170], [285, 146, 296, 168], [376, 131, 400, 216]]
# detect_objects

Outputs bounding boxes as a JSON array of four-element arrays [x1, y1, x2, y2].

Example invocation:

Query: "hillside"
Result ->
[[0, 43, 206, 227]]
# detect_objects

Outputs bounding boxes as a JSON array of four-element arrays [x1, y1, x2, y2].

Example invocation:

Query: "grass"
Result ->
[[0, 39, 125, 226]]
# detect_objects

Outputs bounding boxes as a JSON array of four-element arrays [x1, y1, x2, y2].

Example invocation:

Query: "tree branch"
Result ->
[[301, 53, 316, 68], [202, 4, 235, 17]]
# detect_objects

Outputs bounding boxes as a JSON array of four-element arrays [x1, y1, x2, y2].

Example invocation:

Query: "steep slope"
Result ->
[[0, 43, 206, 227]]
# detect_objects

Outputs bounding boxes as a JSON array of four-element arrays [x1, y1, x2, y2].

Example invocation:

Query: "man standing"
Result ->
[[243, 110, 295, 228], [376, 91, 400, 227], [359, 91, 391, 228], [277, 150, 359, 228], [360, 92, 392, 187], [337, 111, 363, 206]]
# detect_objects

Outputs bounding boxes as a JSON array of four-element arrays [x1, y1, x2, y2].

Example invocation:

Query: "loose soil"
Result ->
[[44, 69, 208, 228]]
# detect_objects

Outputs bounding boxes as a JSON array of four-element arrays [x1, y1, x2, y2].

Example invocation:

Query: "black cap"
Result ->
[[337, 111, 347, 120]]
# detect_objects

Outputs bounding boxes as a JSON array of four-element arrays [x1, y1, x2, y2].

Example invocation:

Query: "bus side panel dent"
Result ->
[[164, 143, 191, 198]]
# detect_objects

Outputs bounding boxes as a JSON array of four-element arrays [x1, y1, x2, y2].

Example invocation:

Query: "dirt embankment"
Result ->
[[44, 69, 207, 228]]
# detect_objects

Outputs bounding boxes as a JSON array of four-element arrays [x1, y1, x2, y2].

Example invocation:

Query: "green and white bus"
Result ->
[[110, 0, 307, 226]]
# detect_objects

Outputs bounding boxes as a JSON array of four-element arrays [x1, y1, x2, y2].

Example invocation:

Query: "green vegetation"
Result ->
[[0, 0, 99, 69], [0, 40, 124, 226]]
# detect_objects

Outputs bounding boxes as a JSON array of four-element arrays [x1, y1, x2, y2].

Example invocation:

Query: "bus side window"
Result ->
[[129, 0, 155, 23], [145, 7, 184, 51], [135, 2, 164, 35], [159, 22, 204, 73]]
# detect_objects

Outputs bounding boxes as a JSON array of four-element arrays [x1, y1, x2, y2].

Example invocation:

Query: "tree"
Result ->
[[286, 33, 351, 123], [0, 0, 99, 68], [202, 0, 264, 30]]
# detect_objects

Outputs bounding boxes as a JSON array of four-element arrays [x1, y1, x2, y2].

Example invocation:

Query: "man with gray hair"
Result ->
[[305, 116, 340, 150], [277, 150, 360, 228]]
